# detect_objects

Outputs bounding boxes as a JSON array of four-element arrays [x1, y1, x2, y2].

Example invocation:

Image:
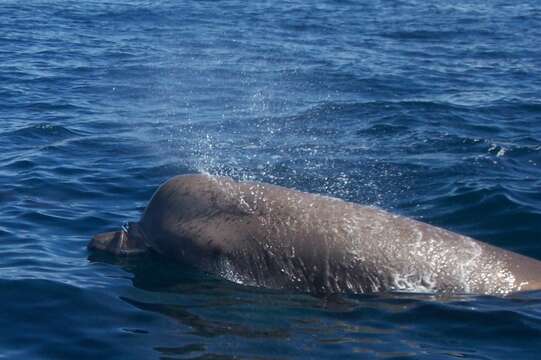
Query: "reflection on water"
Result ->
[[85, 253, 541, 359]]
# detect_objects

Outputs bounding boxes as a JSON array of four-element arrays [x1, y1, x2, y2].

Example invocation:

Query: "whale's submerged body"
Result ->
[[89, 174, 541, 295]]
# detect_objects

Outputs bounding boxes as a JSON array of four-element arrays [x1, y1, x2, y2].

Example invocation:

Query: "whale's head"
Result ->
[[88, 222, 148, 256]]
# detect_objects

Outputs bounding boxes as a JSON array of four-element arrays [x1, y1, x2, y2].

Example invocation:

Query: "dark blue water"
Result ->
[[1, 0, 541, 358]]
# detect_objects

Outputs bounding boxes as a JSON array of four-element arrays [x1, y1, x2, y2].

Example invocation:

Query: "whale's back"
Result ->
[[139, 174, 541, 295]]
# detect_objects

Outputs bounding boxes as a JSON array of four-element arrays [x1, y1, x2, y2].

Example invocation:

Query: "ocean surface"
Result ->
[[1, 0, 541, 358]]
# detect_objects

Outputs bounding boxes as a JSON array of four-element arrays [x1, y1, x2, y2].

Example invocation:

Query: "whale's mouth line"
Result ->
[[123, 221, 151, 254]]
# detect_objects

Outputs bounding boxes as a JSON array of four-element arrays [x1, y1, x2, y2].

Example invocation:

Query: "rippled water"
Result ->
[[1, 0, 541, 358]]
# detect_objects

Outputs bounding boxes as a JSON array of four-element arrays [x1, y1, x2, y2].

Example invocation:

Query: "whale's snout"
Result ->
[[89, 223, 148, 256], [88, 231, 125, 254]]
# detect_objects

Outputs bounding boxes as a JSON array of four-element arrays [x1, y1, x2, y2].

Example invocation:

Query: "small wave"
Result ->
[[1, 123, 82, 141], [356, 123, 411, 136], [381, 29, 464, 40], [3, 158, 35, 171]]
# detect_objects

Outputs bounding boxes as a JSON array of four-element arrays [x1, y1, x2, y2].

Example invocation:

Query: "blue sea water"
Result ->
[[1, 0, 541, 358]]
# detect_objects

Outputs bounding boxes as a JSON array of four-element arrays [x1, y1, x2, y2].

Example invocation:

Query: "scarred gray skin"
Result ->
[[89, 174, 541, 295]]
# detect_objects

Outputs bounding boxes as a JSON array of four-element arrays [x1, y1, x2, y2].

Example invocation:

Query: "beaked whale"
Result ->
[[89, 174, 541, 295]]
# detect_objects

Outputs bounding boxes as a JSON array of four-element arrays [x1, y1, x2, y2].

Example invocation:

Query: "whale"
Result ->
[[89, 174, 541, 295]]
